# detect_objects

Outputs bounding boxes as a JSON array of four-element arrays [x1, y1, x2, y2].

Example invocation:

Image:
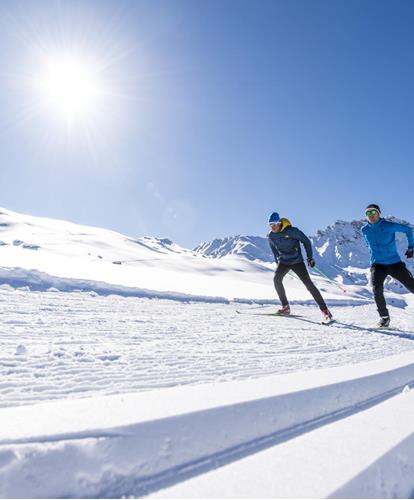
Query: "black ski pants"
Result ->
[[274, 261, 327, 310], [371, 261, 414, 317]]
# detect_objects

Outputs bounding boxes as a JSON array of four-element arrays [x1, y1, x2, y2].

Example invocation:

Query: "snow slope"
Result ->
[[0, 207, 356, 303], [1, 207, 413, 306], [1, 208, 414, 498]]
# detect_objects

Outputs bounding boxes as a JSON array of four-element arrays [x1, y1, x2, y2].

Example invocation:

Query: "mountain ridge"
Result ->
[[1, 206, 412, 297], [193, 217, 414, 294]]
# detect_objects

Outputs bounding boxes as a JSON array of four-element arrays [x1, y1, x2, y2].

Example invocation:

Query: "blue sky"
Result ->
[[0, 0, 413, 247]]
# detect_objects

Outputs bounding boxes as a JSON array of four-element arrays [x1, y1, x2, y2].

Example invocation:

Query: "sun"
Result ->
[[36, 55, 102, 122]]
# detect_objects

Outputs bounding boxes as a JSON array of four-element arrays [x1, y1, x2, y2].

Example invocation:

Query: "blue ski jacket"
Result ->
[[361, 218, 414, 265], [268, 218, 313, 265]]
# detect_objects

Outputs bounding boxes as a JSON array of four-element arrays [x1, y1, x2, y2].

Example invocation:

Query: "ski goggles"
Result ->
[[365, 209, 379, 216]]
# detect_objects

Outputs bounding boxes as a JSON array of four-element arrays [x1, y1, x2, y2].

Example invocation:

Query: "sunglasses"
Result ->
[[365, 209, 379, 217]]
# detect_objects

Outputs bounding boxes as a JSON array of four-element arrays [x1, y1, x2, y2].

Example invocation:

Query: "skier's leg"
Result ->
[[291, 262, 327, 310], [273, 263, 290, 306], [387, 262, 414, 294], [371, 264, 389, 317]]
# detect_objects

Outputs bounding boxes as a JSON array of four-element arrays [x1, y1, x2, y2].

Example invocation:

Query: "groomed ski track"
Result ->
[[1, 286, 414, 497], [1, 352, 414, 498]]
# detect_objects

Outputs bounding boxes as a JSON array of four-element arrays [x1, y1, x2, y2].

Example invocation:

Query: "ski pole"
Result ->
[[313, 266, 348, 293], [314, 266, 371, 301]]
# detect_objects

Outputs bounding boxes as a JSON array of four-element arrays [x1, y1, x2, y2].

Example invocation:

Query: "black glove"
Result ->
[[307, 257, 315, 268], [406, 248, 414, 259]]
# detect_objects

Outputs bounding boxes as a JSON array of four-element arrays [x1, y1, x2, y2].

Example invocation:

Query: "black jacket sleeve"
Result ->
[[294, 228, 313, 260], [268, 236, 280, 263]]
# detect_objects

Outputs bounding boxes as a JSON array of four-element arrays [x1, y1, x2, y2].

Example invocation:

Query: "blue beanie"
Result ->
[[268, 212, 280, 224]]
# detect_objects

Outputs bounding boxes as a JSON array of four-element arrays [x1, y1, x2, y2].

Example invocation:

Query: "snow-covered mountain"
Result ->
[[193, 235, 273, 262], [1, 207, 352, 303], [1, 206, 413, 302], [312, 218, 414, 286], [194, 218, 414, 294]]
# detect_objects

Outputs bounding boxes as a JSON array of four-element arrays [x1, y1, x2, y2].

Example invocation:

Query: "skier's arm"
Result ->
[[268, 238, 280, 263], [295, 229, 313, 260], [361, 227, 371, 248], [391, 221, 414, 249]]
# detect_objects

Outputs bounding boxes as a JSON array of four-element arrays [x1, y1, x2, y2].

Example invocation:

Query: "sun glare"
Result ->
[[37, 55, 102, 122]]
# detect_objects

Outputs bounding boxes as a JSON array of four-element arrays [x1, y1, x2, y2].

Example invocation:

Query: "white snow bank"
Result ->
[[1, 352, 414, 498], [0, 266, 229, 304], [152, 389, 414, 499], [0, 207, 369, 303], [0, 266, 369, 307]]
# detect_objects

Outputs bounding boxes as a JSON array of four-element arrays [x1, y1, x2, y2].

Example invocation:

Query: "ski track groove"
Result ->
[[3, 376, 413, 498], [95, 380, 414, 499], [0, 288, 414, 408]]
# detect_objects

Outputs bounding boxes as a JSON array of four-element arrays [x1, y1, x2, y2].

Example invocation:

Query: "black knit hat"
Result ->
[[365, 203, 381, 214]]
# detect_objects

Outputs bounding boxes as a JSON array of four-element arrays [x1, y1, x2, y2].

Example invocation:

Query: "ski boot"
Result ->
[[377, 316, 390, 328], [321, 308, 334, 325], [276, 305, 291, 316]]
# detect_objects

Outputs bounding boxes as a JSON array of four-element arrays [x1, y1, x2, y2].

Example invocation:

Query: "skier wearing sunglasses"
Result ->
[[362, 203, 414, 328], [267, 212, 333, 323]]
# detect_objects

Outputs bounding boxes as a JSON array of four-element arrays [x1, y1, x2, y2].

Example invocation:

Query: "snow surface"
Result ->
[[0, 290, 414, 407], [0, 207, 374, 303], [1, 207, 414, 498], [1, 288, 414, 409], [1, 348, 414, 498], [149, 384, 414, 499]]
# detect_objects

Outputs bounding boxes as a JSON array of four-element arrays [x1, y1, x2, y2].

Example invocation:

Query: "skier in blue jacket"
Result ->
[[361, 203, 414, 327], [267, 212, 333, 322]]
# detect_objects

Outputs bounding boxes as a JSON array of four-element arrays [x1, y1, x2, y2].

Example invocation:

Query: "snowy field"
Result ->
[[1, 208, 414, 498], [1, 289, 414, 498], [1, 287, 414, 409]]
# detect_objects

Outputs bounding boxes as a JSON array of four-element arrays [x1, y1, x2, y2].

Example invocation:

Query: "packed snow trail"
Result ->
[[1, 352, 414, 498], [148, 386, 414, 499], [1, 287, 414, 408]]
